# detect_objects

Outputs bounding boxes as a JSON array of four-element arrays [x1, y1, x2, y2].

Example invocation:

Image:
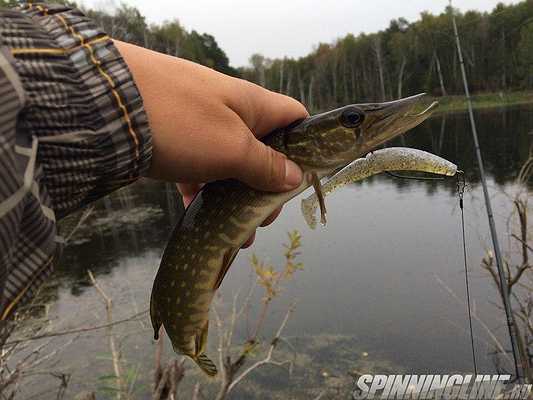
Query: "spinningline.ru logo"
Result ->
[[352, 374, 532, 399]]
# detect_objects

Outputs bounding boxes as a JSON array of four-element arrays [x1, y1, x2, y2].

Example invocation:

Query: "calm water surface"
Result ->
[[17, 105, 533, 398]]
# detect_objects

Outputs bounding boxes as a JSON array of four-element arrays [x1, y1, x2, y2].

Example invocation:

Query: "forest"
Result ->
[[240, 1, 533, 109], [1, 0, 532, 110]]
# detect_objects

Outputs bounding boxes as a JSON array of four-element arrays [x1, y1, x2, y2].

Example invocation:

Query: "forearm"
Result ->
[[1, 5, 153, 218], [0, 3, 152, 320], [113, 39, 237, 182]]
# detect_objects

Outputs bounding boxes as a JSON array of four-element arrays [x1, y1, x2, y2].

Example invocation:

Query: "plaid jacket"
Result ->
[[0, 3, 152, 322]]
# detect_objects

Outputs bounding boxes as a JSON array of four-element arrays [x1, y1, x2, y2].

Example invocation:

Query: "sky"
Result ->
[[82, 0, 519, 67]]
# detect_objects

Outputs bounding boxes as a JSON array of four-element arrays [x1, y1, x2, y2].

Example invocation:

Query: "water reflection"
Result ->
[[56, 182, 183, 294], [399, 106, 532, 188]]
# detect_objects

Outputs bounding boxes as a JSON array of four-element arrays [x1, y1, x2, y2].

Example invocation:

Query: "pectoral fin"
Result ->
[[310, 172, 327, 225], [213, 247, 239, 290]]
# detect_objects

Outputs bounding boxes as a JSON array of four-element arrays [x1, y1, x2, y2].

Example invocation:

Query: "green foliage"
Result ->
[[85, 3, 237, 76], [3, 0, 532, 109], [518, 23, 533, 86], [181, 31, 238, 76], [434, 90, 533, 114], [241, 1, 533, 111], [251, 230, 303, 302]]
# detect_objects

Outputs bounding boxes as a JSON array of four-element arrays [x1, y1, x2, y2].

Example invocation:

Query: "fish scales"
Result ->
[[150, 94, 441, 376]]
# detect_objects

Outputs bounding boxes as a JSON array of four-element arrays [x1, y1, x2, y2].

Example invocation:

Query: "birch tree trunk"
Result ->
[[342, 54, 348, 103], [350, 65, 356, 101], [286, 69, 293, 97], [434, 51, 447, 96], [501, 30, 507, 90], [308, 76, 315, 111], [397, 56, 406, 99], [298, 70, 306, 105], [373, 36, 387, 101], [279, 59, 284, 94], [361, 63, 369, 100], [331, 53, 338, 106]]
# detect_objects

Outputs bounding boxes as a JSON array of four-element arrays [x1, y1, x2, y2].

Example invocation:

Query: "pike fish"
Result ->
[[150, 94, 440, 376]]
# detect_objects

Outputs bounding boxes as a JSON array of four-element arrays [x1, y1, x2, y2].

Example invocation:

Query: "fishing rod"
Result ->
[[449, 0, 524, 382]]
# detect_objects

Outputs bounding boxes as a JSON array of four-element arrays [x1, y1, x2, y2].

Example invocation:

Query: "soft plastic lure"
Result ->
[[301, 147, 457, 229]]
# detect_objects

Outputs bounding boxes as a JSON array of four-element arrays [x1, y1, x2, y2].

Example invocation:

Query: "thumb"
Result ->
[[236, 137, 303, 192]]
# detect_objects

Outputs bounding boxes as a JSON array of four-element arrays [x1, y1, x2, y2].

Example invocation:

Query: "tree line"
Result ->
[[1, 0, 532, 110], [0, 0, 239, 77], [240, 1, 533, 110]]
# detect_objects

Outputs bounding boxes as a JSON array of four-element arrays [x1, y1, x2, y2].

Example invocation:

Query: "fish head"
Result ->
[[353, 93, 438, 157], [283, 93, 438, 168]]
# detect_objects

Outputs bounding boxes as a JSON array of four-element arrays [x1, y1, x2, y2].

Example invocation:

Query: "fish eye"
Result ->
[[340, 109, 364, 128]]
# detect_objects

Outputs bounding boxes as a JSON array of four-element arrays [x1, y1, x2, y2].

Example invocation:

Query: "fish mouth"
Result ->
[[358, 93, 439, 152], [372, 93, 438, 122]]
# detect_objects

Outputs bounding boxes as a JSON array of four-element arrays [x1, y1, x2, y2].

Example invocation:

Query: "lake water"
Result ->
[[13, 105, 533, 399]]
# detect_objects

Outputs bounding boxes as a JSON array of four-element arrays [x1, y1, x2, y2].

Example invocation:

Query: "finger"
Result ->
[[177, 183, 203, 207], [234, 136, 302, 192], [260, 206, 283, 227], [242, 232, 256, 249], [230, 80, 309, 138]]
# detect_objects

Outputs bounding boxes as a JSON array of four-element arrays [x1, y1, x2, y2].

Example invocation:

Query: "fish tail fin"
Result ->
[[194, 353, 218, 377]]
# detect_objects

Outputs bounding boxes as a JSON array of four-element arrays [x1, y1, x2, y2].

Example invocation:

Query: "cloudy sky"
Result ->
[[82, 0, 518, 67]]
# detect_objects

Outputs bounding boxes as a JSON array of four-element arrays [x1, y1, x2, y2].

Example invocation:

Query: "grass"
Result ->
[[431, 90, 533, 114]]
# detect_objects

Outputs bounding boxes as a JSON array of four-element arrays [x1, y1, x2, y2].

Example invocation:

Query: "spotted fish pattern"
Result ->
[[150, 94, 439, 376]]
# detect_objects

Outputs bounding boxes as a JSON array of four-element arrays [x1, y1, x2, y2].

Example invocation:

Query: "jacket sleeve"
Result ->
[[0, 2, 152, 321]]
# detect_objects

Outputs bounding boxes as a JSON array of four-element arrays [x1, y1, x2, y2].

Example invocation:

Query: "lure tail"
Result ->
[[301, 196, 319, 230]]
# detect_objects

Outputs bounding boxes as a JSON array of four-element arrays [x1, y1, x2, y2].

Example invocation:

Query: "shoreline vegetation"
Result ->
[[430, 91, 533, 115], [312, 90, 533, 117], [314, 90, 533, 116]]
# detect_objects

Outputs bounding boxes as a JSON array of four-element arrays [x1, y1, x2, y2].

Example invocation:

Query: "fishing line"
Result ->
[[457, 171, 478, 375], [385, 171, 446, 181], [386, 169, 479, 375]]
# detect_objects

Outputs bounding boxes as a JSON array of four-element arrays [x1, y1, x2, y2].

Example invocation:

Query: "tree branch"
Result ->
[[226, 303, 296, 393]]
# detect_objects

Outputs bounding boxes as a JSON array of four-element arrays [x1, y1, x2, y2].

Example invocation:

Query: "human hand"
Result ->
[[114, 40, 308, 247]]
